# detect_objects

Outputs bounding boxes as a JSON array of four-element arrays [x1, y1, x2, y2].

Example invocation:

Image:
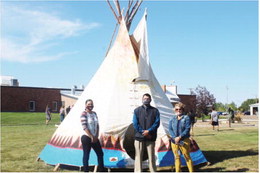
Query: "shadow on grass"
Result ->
[[156, 165, 250, 172], [194, 134, 216, 137], [218, 128, 235, 131], [56, 162, 252, 172], [196, 166, 250, 172], [203, 149, 258, 165]]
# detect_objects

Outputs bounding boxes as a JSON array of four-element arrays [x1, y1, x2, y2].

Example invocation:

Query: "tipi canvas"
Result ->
[[39, 11, 207, 169]]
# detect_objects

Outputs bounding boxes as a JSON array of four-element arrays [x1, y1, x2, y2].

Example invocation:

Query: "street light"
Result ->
[[226, 86, 229, 104]]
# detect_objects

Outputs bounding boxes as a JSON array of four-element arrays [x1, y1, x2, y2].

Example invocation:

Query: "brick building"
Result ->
[[177, 94, 196, 113], [1, 86, 62, 112], [1, 85, 196, 113], [162, 85, 196, 113], [1, 86, 83, 113]]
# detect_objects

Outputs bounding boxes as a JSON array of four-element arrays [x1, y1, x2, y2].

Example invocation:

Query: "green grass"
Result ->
[[1, 112, 258, 172], [1, 112, 60, 125], [1, 112, 60, 172], [192, 126, 258, 172]]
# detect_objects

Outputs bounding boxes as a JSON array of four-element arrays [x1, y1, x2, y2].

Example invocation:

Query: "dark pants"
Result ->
[[60, 114, 65, 122], [81, 135, 105, 172]]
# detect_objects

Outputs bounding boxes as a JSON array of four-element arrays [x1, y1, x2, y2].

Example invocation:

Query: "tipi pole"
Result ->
[[125, 0, 134, 20], [113, 0, 122, 17], [93, 165, 98, 173], [105, 23, 119, 56], [53, 164, 60, 171], [35, 157, 40, 162], [106, 0, 120, 24], [126, 0, 143, 29]]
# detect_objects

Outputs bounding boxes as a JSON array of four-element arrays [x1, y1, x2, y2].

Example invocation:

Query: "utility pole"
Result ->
[[188, 88, 193, 95], [226, 86, 229, 108]]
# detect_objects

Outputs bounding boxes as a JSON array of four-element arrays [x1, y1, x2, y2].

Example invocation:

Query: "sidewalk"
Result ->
[[195, 115, 258, 127]]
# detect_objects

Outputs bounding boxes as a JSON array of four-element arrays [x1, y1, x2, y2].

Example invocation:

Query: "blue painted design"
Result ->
[[157, 150, 174, 166], [157, 149, 207, 167], [103, 149, 127, 168], [39, 145, 207, 168], [39, 145, 127, 167], [39, 145, 83, 166]]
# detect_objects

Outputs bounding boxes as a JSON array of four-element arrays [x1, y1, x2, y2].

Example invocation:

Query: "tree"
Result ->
[[215, 102, 237, 112], [226, 102, 237, 111], [239, 98, 259, 112], [215, 102, 226, 112], [191, 85, 216, 119]]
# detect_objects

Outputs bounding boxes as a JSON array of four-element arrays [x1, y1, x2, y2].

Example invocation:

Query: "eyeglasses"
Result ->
[[175, 108, 182, 111]]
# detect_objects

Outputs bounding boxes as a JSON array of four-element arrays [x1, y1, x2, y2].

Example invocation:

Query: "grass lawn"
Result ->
[[1, 112, 258, 172], [193, 126, 258, 172]]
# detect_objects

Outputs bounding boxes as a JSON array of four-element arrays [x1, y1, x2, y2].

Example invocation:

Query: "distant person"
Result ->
[[66, 105, 71, 115], [45, 105, 51, 125], [188, 110, 197, 135], [59, 106, 65, 122], [228, 107, 235, 127], [210, 106, 219, 131], [169, 102, 194, 172], [133, 93, 160, 172], [80, 99, 105, 172]]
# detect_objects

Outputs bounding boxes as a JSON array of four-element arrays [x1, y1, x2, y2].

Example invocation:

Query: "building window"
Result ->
[[53, 101, 58, 112], [29, 101, 35, 111]]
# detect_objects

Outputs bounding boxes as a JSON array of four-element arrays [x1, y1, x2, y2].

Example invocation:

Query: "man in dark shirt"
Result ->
[[133, 93, 160, 172], [66, 105, 71, 115]]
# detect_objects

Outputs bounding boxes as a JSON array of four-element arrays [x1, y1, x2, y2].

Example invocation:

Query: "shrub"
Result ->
[[234, 112, 243, 123]]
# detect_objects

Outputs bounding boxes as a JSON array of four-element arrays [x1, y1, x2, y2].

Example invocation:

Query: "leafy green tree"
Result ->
[[239, 98, 259, 112], [191, 85, 216, 119], [215, 102, 226, 112], [215, 102, 237, 112], [227, 102, 237, 111]]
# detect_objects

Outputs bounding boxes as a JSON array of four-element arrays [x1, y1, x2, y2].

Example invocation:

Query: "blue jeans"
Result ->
[[60, 114, 65, 122]]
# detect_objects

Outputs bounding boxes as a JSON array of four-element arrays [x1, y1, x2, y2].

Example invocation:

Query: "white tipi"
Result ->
[[39, 9, 207, 169]]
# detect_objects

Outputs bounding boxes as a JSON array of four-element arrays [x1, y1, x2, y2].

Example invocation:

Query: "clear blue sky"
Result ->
[[1, 0, 258, 107]]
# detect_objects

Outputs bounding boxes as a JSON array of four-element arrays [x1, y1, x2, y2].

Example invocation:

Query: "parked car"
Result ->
[[243, 111, 250, 115], [222, 112, 229, 115], [217, 112, 223, 115]]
